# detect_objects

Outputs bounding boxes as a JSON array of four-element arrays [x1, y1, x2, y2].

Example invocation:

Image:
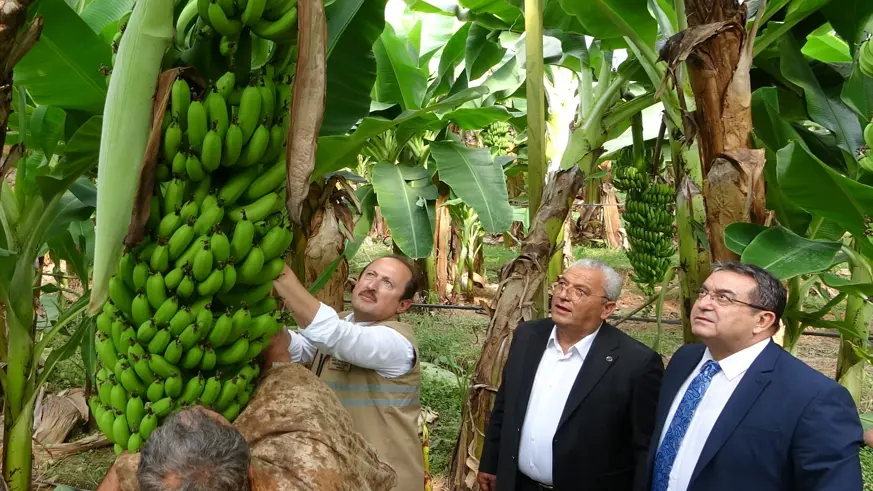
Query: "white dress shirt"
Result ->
[[287, 303, 416, 379], [518, 325, 601, 485], [657, 338, 772, 491]]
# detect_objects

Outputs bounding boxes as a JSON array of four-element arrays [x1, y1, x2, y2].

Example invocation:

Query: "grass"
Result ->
[[864, 447, 873, 491]]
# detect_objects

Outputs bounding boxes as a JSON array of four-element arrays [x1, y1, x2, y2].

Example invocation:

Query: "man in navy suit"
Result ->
[[647, 261, 862, 491]]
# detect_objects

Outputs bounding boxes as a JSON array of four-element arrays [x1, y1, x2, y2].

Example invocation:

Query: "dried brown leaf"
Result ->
[[286, 0, 327, 225]]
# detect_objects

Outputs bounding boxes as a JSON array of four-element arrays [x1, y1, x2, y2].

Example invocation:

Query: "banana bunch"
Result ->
[[480, 121, 515, 156], [94, 63, 296, 454], [195, 0, 301, 43], [860, 39, 873, 79], [613, 151, 675, 289], [859, 122, 873, 174]]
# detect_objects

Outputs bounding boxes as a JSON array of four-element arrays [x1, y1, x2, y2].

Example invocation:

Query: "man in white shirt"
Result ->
[[269, 254, 426, 490], [646, 261, 862, 491], [478, 259, 664, 491]]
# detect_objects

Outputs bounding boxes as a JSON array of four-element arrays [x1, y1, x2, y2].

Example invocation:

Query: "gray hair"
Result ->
[[137, 410, 251, 491], [567, 258, 623, 301]]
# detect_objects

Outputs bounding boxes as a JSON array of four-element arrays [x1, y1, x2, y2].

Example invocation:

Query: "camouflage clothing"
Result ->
[[115, 364, 397, 490]]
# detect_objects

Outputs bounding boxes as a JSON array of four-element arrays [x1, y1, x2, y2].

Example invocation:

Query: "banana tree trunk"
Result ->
[[681, 0, 768, 262], [836, 247, 873, 404], [601, 163, 623, 249], [432, 187, 454, 301], [449, 167, 584, 490]]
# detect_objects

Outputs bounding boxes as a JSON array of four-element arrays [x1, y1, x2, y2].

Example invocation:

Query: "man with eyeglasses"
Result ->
[[478, 258, 664, 491], [645, 261, 862, 491]]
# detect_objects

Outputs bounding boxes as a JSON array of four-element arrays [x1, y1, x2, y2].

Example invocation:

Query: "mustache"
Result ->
[[359, 290, 377, 299]]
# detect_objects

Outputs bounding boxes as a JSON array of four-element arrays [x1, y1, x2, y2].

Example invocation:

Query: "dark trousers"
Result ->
[[516, 471, 554, 491]]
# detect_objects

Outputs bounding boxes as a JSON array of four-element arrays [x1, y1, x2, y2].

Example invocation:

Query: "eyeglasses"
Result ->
[[548, 279, 609, 303], [697, 287, 769, 311]]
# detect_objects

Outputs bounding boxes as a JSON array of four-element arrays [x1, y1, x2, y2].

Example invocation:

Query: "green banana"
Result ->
[[209, 311, 234, 347], [246, 157, 286, 201], [211, 230, 231, 262], [127, 433, 144, 453], [120, 367, 146, 397], [191, 174, 212, 207], [216, 336, 250, 366], [165, 374, 184, 398], [147, 378, 165, 403], [155, 162, 171, 182], [163, 178, 187, 214], [140, 411, 158, 439], [110, 382, 127, 412], [157, 211, 183, 239], [153, 296, 180, 326], [169, 306, 194, 336], [133, 355, 157, 386], [200, 345, 218, 371], [199, 373, 222, 406], [249, 312, 279, 340], [97, 332, 120, 369], [113, 413, 131, 449], [175, 234, 209, 269], [258, 84, 276, 127], [149, 242, 170, 273], [164, 339, 185, 364], [192, 242, 215, 281], [259, 224, 293, 261], [136, 320, 158, 344], [229, 192, 279, 222], [193, 205, 224, 236], [222, 122, 244, 167], [238, 246, 265, 283], [187, 100, 208, 152], [168, 218, 197, 260], [126, 395, 146, 431], [238, 124, 270, 167], [131, 292, 152, 331], [97, 311, 114, 335], [177, 272, 196, 299], [110, 276, 135, 317], [179, 323, 204, 351], [171, 78, 191, 129], [222, 402, 242, 422], [222, 261, 238, 293], [238, 86, 262, 143], [163, 121, 183, 163], [182, 345, 205, 369], [215, 377, 241, 410], [150, 397, 173, 417], [242, 0, 267, 26], [186, 153, 207, 181], [181, 374, 206, 403], [98, 407, 117, 443], [208, 1, 242, 36], [219, 165, 260, 206], [148, 354, 180, 380], [201, 128, 223, 172], [146, 273, 167, 310], [219, 281, 274, 308], [249, 296, 278, 317], [119, 253, 137, 291], [164, 267, 185, 291], [98, 379, 114, 406], [206, 91, 230, 138], [246, 337, 268, 359], [216, 71, 236, 99], [197, 268, 225, 296]]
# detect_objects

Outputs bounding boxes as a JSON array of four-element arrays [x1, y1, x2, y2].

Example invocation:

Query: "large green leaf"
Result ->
[[372, 23, 428, 110], [432, 22, 470, 97], [16, 0, 110, 113], [459, 0, 521, 23], [371, 162, 434, 258], [465, 24, 506, 81], [322, 0, 387, 136], [315, 87, 489, 176], [543, 0, 586, 35], [36, 117, 102, 200], [430, 140, 513, 233], [442, 105, 513, 129], [841, 59, 873, 120], [557, 0, 657, 47], [739, 225, 842, 279], [821, 273, 873, 298], [723, 223, 768, 256], [45, 178, 97, 241], [822, 0, 873, 46], [801, 29, 852, 63], [348, 185, 378, 259], [780, 34, 863, 155], [80, 0, 136, 36], [30, 106, 66, 160], [755, 0, 832, 55], [776, 142, 873, 243]]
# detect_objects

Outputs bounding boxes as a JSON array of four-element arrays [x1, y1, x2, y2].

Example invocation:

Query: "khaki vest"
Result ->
[[311, 313, 425, 491]]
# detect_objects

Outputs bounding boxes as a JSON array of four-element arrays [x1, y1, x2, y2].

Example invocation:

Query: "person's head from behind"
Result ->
[[137, 409, 250, 491], [351, 254, 424, 322], [691, 261, 786, 358], [549, 259, 621, 332]]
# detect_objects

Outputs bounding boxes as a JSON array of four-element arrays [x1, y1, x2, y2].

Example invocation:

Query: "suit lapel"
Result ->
[[556, 324, 621, 430], [514, 322, 553, 415], [688, 341, 780, 485], [647, 345, 706, 470]]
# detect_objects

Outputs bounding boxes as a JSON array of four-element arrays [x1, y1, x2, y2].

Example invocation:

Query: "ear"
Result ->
[[396, 298, 413, 314], [601, 300, 618, 319], [753, 311, 777, 334]]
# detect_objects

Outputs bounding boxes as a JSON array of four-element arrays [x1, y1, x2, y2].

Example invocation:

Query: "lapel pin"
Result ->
[[606, 356, 614, 362]]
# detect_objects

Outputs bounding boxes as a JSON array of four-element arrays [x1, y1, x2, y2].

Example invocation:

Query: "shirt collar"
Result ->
[[547, 322, 602, 357], [702, 337, 771, 381], [344, 312, 374, 326]]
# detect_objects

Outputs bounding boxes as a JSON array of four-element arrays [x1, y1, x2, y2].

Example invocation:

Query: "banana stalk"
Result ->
[[90, 0, 174, 313]]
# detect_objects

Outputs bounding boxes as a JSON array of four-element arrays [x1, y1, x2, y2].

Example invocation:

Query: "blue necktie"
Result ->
[[652, 360, 722, 491]]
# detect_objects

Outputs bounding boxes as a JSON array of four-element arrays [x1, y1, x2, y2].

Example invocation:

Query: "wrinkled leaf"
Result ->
[[430, 140, 513, 233], [29, 105, 66, 159], [372, 23, 428, 110], [35, 117, 102, 202], [465, 24, 506, 81], [821, 273, 873, 298], [432, 23, 470, 97], [558, 0, 657, 47], [739, 225, 842, 279], [80, 0, 136, 36], [442, 106, 513, 129], [371, 162, 434, 257]]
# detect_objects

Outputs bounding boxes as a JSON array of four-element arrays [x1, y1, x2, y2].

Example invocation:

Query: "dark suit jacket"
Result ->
[[644, 341, 863, 491], [480, 319, 664, 491]]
